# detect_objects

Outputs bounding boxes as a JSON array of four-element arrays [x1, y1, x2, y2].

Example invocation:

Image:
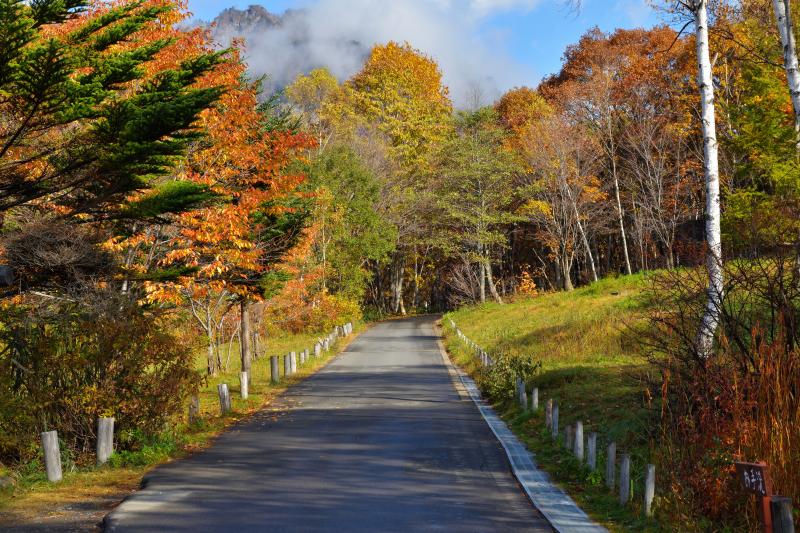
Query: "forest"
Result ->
[[1, 0, 800, 528]]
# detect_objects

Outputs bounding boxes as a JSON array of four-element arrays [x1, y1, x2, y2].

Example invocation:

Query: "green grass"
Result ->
[[0, 324, 363, 524], [444, 273, 668, 532]]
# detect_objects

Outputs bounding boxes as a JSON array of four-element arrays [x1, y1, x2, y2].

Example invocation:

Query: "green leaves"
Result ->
[[119, 181, 220, 223]]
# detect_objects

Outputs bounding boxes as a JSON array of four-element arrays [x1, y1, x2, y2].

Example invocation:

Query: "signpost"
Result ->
[[735, 461, 773, 533]]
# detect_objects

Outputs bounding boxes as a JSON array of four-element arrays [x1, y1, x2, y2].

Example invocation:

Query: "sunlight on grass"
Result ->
[[444, 273, 664, 532]]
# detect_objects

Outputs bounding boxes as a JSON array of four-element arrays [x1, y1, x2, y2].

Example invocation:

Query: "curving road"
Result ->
[[105, 316, 552, 532]]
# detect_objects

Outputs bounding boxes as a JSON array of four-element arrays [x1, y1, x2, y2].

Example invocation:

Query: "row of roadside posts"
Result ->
[[448, 319, 795, 529], [39, 322, 354, 483]]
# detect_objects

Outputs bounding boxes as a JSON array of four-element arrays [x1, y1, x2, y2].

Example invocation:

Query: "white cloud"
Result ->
[[212, 0, 540, 107]]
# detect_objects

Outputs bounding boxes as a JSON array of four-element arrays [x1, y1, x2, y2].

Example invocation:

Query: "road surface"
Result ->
[[105, 316, 552, 532]]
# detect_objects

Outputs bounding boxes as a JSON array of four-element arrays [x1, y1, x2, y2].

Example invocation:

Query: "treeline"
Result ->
[[281, 29, 704, 313]]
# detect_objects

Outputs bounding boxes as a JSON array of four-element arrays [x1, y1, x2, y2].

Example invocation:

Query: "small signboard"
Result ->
[[735, 461, 773, 533], [735, 461, 772, 497]]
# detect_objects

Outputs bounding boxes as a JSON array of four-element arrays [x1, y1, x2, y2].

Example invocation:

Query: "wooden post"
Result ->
[[188, 395, 200, 424], [565, 424, 573, 450], [284, 352, 291, 376], [270, 356, 280, 384], [323, 339, 330, 351], [41, 431, 62, 482], [239, 371, 248, 400], [551, 402, 559, 440], [314, 343, 321, 357], [606, 442, 616, 489], [619, 454, 631, 505], [217, 383, 231, 414], [96, 417, 115, 465], [574, 421, 584, 462], [587, 432, 597, 471], [516, 377, 527, 410], [644, 464, 655, 517], [546, 399, 553, 429], [771, 497, 795, 533], [300, 350, 306, 364], [290, 351, 297, 373], [531, 388, 539, 411]]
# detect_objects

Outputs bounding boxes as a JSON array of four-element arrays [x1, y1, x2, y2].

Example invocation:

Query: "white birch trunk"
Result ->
[[606, 116, 633, 276], [565, 183, 599, 283], [694, 0, 724, 358], [773, 0, 800, 149], [485, 253, 503, 304], [611, 162, 633, 275]]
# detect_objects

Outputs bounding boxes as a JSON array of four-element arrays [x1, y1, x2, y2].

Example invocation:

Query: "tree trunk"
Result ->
[[390, 253, 406, 315], [565, 183, 599, 283], [485, 258, 503, 304], [774, 0, 800, 150], [562, 255, 574, 291], [478, 256, 486, 303], [240, 300, 251, 373], [693, 0, 724, 358], [412, 254, 420, 310], [207, 335, 217, 376], [611, 161, 633, 275]]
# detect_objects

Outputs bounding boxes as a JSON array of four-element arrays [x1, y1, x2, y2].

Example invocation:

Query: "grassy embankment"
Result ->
[[444, 273, 669, 532], [0, 325, 362, 526]]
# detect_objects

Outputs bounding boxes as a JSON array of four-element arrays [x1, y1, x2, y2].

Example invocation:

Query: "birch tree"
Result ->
[[772, 0, 800, 149], [678, 0, 724, 357]]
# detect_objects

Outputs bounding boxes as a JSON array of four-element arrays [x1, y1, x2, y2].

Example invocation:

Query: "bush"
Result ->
[[644, 258, 800, 527], [0, 290, 202, 464], [476, 350, 541, 404]]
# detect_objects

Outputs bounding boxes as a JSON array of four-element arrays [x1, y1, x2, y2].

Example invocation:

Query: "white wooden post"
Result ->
[[516, 377, 527, 410], [771, 496, 795, 533], [239, 371, 248, 400], [619, 454, 631, 505], [606, 442, 616, 490], [314, 343, 321, 357], [551, 403, 559, 440], [270, 356, 280, 384], [284, 352, 291, 376], [41, 431, 62, 482], [217, 383, 231, 414], [96, 417, 115, 465], [290, 351, 297, 374], [546, 399, 553, 429], [587, 432, 597, 471], [644, 464, 655, 517], [531, 388, 538, 411], [573, 421, 584, 462]]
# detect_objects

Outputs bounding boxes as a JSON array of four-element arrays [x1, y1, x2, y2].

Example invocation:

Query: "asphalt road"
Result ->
[[105, 316, 552, 532]]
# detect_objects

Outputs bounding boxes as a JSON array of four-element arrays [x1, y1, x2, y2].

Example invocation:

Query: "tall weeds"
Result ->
[[644, 258, 800, 528]]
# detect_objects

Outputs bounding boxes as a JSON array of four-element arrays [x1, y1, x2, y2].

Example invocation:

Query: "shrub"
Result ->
[[644, 258, 800, 527], [0, 290, 202, 464], [476, 350, 541, 404]]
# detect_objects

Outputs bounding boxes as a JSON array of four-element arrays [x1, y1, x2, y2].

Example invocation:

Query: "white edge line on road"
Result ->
[[435, 331, 608, 533]]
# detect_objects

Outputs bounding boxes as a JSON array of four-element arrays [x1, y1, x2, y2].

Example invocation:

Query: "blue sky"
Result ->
[[188, 0, 662, 101]]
